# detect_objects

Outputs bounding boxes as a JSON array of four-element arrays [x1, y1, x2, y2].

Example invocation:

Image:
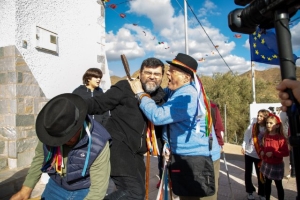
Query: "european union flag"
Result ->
[[249, 29, 298, 65]]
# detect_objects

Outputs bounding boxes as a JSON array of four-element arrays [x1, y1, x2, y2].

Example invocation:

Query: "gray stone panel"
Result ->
[[0, 47, 4, 58], [17, 72, 22, 83], [35, 100, 48, 114], [0, 140, 7, 155], [22, 72, 37, 84], [15, 126, 35, 139], [8, 141, 16, 158], [0, 156, 7, 170], [4, 46, 15, 57], [8, 72, 17, 83], [0, 99, 16, 114], [16, 85, 41, 97], [4, 115, 16, 127], [9, 99, 17, 114], [26, 129, 37, 137], [0, 57, 15, 71], [0, 99, 7, 114], [15, 48, 29, 72], [16, 114, 34, 127], [0, 45, 48, 169], [17, 98, 33, 115], [40, 88, 46, 98], [17, 149, 36, 168], [0, 73, 7, 84], [16, 137, 38, 153], [0, 85, 17, 98], [0, 127, 16, 140]]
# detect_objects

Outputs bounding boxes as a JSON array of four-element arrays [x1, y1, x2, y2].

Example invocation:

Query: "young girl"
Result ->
[[242, 109, 270, 200], [260, 114, 289, 200]]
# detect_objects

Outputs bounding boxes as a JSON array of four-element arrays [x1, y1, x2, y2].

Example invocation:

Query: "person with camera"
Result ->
[[277, 79, 300, 111]]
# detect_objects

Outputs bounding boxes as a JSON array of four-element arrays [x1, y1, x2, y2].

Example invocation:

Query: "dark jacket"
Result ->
[[85, 80, 165, 176], [42, 116, 111, 190], [73, 85, 110, 126]]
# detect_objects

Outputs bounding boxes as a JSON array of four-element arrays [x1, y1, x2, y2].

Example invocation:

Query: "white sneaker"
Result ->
[[259, 196, 266, 200], [247, 193, 255, 200]]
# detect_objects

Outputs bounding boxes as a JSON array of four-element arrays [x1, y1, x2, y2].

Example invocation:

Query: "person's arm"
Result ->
[[139, 86, 197, 125], [10, 141, 44, 200], [213, 106, 224, 146], [85, 81, 125, 115], [241, 124, 252, 154], [84, 142, 110, 200], [273, 137, 289, 158], [277, 79, 300, 111]]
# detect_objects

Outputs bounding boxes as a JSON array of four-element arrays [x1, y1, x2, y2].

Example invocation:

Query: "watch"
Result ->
[[135, 92, 150, 104]]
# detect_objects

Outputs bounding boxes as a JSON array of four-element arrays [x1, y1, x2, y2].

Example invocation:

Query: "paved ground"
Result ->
[[1, 143, 297, 200]]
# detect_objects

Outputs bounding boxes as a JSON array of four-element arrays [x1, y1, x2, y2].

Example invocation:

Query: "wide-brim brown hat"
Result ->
[[36, 93, 87, 147], [166, 53, 198, 76]]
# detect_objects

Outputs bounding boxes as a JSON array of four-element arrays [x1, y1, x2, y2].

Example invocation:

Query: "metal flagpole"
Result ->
[[184, 0, 188, 54], [251, 61, 256, 103]]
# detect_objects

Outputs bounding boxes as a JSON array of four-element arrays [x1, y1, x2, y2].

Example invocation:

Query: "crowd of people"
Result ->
[[9, 53, 299, 200]]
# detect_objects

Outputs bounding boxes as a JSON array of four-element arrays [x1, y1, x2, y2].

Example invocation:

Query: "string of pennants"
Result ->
[[102, 0, 244, 62]]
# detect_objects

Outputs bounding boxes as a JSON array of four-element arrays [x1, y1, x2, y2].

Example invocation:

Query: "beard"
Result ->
[[142, 80, 161, 94]]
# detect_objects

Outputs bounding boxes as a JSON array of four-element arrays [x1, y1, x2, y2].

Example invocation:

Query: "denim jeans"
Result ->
[[41, 178, 89, 200]]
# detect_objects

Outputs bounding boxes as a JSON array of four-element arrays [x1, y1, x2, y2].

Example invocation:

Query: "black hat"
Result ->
[[166, 53, 198, 76], [36, 93, 87, 147]]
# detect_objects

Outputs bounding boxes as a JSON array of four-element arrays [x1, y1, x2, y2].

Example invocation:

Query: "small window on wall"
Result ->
[[36, 26, 58, 54]]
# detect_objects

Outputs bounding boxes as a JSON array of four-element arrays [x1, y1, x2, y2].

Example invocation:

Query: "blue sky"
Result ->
[[104, 0, 300, 77]]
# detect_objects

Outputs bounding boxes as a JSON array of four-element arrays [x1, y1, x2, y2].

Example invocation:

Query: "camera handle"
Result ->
[[274, 8, 300, 199]]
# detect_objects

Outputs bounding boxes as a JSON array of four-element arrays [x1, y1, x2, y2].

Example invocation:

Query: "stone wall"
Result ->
[[0, 45, 48, 169]]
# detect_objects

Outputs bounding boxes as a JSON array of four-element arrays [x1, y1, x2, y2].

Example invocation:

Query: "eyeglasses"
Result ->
[[142, 71, 162, 78]]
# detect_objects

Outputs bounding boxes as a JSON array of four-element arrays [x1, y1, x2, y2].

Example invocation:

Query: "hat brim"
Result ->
[[166, 61, 194, 76], [36, 93, 88, 147]]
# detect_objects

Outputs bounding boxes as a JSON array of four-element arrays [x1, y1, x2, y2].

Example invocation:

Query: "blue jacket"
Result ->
[[42, 115, 111, 190], [139, 83, 220, 161]]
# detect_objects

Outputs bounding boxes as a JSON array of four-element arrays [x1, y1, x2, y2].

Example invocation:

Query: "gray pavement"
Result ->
[[0, 143, 297, 200]]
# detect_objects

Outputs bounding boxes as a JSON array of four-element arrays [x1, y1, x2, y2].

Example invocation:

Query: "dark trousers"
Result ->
[[104, 167, 145, 200], [244, 154, 265, 196], [265, 177, 284, 200]]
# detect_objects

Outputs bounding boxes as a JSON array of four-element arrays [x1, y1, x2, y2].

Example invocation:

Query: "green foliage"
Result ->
[[201, 73, 278, 145]]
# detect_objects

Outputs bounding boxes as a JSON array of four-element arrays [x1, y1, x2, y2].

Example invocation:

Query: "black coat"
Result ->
[[72, 85, 110, 126], [85, 80, 165, 176]]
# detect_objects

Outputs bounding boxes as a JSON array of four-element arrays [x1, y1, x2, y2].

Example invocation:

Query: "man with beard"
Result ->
[[84, 58, 165, 200]]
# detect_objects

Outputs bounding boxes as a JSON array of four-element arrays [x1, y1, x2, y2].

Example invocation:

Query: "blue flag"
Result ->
[[249, 29, 298, 65]]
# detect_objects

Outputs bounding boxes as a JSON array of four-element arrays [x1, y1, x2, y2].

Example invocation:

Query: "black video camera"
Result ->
[[228, 0, 300, 34]]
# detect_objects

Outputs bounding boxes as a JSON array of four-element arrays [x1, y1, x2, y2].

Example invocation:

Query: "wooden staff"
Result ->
[[120, 54, 133, 81], [145, 150, 150, 200]]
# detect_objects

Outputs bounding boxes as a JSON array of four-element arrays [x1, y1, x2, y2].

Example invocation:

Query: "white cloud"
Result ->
[[128, 0, 175, 31], [291, 22, 300, 51], [105, 0, 269, 76], [105, 28, 145, 61]]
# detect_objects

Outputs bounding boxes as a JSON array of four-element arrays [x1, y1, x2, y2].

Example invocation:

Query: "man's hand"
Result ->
[[128, 78, 144, 94], [265, 152, 273, 158], [10, 186, 33, 200], [277, 79, 300, 112], [241, 148, 245, 155]]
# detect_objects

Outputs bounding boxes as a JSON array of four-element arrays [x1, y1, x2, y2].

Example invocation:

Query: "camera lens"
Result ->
[[241, 0, 269, 28]]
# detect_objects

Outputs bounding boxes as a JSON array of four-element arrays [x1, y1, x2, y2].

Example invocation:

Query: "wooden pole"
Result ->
[[145, 151, 150, 200]]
